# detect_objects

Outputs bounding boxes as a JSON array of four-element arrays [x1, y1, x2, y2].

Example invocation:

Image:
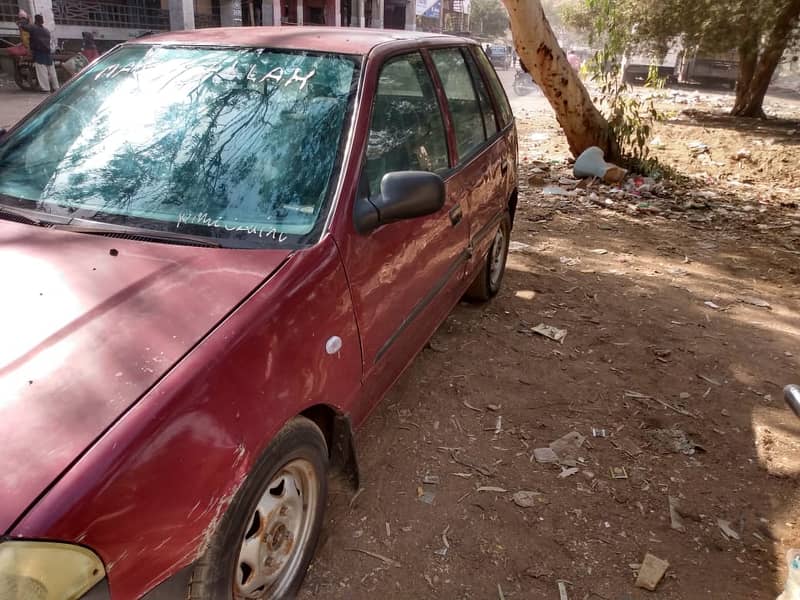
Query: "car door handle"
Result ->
[[449, 204, 463, 227], [500, 160, 509, 176]]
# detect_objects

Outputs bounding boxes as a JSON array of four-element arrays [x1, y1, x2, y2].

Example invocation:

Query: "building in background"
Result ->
[[415, 0, 468, 33], [0, 0, 417, 47]]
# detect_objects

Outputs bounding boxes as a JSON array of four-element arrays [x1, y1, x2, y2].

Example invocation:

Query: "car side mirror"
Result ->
[[354, 171, 445, 234], [0, 128, 7, 141]]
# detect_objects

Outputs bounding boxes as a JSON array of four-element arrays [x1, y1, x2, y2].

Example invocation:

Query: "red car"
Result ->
[[0, 27, 517, 599]]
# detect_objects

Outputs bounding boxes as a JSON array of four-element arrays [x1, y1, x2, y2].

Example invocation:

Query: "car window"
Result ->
[[430, 48, 486, 161], [0, 46, 358, 247], [472, 46, 513, 128], [364, 52, 449, 197], [464, 51, 498, 138]]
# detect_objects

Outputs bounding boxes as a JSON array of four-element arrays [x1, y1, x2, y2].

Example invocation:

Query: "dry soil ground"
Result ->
[[2, 73, 800, 600], [298, 84, 800, 599]]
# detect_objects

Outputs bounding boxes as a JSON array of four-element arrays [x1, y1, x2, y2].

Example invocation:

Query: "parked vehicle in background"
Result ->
[[622, 43, 738, 89], [486, 44, 512, 69], [0, 26, 517, 600], [676, 49, 738, 89], [621, 45, 681, 84]]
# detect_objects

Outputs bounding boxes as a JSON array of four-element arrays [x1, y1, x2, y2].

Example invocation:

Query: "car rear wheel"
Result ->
[[188, 417, 328, 600], [465, 213, 511, 302]]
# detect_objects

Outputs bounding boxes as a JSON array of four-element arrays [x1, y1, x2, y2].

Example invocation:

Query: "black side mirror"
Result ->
[[354, 171, 445, 234], [0, 128, 7, 140]]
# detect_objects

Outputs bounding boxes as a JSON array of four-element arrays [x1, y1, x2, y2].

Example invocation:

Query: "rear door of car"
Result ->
[[427, 45, 514, 281]]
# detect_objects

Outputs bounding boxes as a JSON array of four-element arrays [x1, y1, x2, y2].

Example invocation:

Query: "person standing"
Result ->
[[80, 32, 99, 63], [17, 12, 59, 93]]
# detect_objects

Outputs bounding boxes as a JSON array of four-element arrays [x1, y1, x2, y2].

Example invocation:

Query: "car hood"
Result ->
[[0, 222, 291, 533]]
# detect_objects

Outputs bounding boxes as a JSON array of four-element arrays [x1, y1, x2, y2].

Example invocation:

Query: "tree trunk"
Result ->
[[502, 0, 618, 160], [733, 31, 758, 114], [732, 0, 800, 117]]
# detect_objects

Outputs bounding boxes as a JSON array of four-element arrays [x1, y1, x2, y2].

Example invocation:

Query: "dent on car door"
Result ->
[[338, 51, 469, 420], [428, 47, 506, 277]]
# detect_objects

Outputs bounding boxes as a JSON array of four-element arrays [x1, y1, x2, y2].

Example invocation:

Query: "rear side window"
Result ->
[[430, 48, 486, 161], [472, 46, 513, 128], [364, 52, 449, 196], [464, 51, 498, 138]]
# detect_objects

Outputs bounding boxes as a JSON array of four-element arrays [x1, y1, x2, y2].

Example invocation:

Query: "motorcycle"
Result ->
[[0, 41, 78, 92], [512, 68, 538, 96]]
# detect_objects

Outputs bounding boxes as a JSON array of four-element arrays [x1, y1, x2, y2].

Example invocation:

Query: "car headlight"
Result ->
[[0, 541, 105, 600]]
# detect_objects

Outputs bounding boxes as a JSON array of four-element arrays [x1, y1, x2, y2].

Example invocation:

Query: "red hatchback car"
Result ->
[[0, 27, 517, 599]]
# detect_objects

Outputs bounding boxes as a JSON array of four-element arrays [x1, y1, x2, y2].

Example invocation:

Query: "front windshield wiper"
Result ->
[[51, 221, 222, 248], [0, 204, 70, 227]]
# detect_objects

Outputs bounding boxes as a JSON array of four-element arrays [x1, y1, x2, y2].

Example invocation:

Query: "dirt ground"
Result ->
[[299, 87, 800, 599], [2, 72, 800, 599]]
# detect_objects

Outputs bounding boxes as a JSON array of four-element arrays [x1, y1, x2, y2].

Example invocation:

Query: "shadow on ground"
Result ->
[[300, 195, 800, 600]]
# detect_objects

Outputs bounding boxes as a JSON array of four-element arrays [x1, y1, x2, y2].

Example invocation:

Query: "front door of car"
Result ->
[[337, 51, 469, 419]]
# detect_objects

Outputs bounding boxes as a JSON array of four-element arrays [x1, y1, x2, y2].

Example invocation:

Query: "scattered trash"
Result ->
[[718, 518, 741, 540], [649, 136, 664, 148], [487, 403, 501, 411], [497, 583, 506, 600], [512, 490, 541, 507], [778, 549, 800, 600], [477, 486, 508, 493], [679, 392, 690, 400], [687, 140, 710, 155], [573, 146, 628, 184], [422, 474, 440, 485], [732, 148, 752, 161], [704, 301, 721, 310], [610, 466, 628, 479], [669, 496, 686, 532], [559, 467, 579, 478], [418, 484, 436, 505], [592, 427, 608, 438], [543, 186, 576, 197], [549, 431, 586, 466], [635, 553, 669, 591], [590, 248, 608, 255], [559, 256, 581, 266], [494, 415, 503, 435], [739, 296, 772, 309], [509, 241, 536, 254], [532, 323, 568, 344], [533, 447, 559, 464]]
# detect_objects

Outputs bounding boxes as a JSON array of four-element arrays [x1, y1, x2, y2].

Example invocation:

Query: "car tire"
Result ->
[[465, 213, 511, 302], [188, 417, 329, 600]]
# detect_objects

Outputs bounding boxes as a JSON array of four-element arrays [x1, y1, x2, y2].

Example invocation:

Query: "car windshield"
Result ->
[[0, 45, 359, 248]]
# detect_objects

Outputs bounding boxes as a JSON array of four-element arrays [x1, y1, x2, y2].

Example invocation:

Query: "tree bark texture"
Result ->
[[733, 30, 759, 114], [732, 0, 800, 117], [502, 0, 618, 160]]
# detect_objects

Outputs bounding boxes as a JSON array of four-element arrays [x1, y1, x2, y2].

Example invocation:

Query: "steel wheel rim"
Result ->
[[233, 459, 319, 600], [489, 227, 506, 289]]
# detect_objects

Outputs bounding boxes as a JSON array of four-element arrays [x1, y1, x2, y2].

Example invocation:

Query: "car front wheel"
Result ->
[[189, 417, 328, 600], [465, 213, 511, 302]]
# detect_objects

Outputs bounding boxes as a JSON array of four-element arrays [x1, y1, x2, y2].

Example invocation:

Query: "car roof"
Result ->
[[129, 26, 476, 55]]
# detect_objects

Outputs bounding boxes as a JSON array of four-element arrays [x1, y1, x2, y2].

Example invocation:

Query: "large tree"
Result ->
[[470, 0, 510, 37], [564, 0, 800, 118], [502, 0, 619, 159]]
